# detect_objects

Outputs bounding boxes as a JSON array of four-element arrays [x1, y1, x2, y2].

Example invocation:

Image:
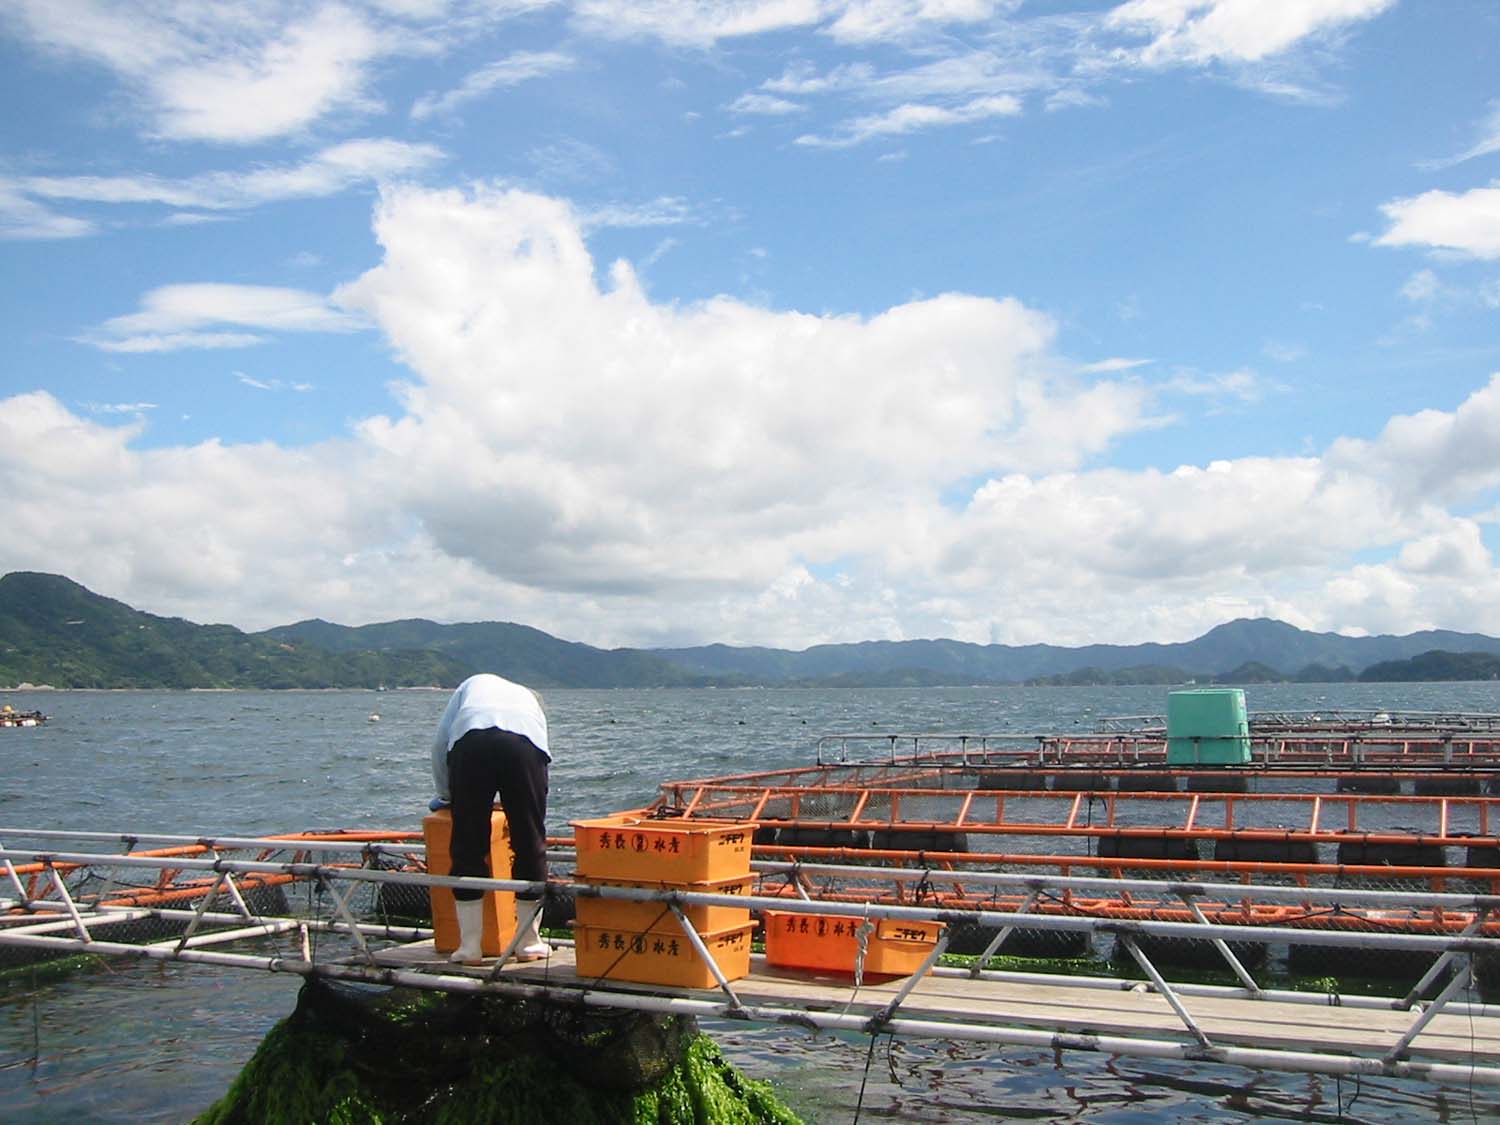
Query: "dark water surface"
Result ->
[[3, 684, 1500, 1122]]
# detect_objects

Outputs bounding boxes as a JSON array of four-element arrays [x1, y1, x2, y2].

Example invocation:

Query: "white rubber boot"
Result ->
[[449, 897, 486, 964], [513, 898, 549, 962]]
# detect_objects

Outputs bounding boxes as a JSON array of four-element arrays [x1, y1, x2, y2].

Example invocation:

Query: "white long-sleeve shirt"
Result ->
[[430, 673, 551, 802]]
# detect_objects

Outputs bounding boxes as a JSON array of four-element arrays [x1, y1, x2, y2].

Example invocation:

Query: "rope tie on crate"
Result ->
[[852, 903, 875, 992], [850, 899, 896, 1125], [912, 867, 934, 905], [786, 854, 809, 900], [581, 901, 676, 990]]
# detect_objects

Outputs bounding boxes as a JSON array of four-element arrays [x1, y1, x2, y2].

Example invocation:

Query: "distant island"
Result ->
[[4, 571, 1500, 691], [1024, 653, 1500, 686]]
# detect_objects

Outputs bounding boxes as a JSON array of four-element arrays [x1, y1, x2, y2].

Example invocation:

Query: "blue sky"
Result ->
[[3, 1, 1500, 650]]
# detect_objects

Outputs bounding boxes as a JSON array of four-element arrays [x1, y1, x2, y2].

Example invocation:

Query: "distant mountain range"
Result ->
[[4, 571, 1500, 690], [649, 620, 1500, 685], [0, 572, 469, 690]]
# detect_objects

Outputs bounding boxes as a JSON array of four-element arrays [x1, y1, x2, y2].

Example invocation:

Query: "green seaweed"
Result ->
[[193, 980, 801, 1125], [0, 953, 106, 992], [938, 951, 1106, 977]]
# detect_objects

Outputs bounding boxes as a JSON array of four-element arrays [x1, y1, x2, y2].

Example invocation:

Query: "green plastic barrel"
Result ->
[[1166, 688, 1250, 765]]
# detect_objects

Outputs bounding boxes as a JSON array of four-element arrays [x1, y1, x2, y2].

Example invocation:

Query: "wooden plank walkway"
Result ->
[[372, 941, 1500, 1068]]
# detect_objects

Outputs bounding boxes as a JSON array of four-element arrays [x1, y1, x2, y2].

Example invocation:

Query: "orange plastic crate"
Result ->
[[763, 910, 944, 978], [574, 921, 754, 988], [423, 809, 516, 956], [572, 815, 755, 883], [574, 874, 754, 933]]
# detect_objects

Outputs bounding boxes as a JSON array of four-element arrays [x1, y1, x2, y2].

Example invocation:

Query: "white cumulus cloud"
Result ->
[[1325, 374, 1500, 507], [7, 1, 394, 143], [1375, 187, 1500, 261], [1106, 0, 1396, 67], [5, 186, 1500, 648]]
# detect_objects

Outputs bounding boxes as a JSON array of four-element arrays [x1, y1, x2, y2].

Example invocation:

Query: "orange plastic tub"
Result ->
[[763, 910, 944, 977]]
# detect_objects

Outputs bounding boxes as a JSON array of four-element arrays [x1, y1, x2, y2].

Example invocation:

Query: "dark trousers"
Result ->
[[447, 728, 549, 902]]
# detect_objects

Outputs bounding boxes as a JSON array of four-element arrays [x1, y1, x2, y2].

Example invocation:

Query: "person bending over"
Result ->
[[431, 672, 551, 963]]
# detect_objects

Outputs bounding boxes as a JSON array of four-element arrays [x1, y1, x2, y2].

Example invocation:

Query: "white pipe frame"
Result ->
[[0, 924, 1494, 1089], [5, 833, 1500, 1089]]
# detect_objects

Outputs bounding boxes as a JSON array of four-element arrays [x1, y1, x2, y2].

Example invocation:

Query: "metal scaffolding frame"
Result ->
[[3, 828, 1500, 1089], [806, 725, 1500, 768], [661, 778, 1500, 845]]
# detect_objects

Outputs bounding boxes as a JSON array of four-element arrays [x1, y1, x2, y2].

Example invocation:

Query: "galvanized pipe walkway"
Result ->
[[371, 941, 1500, 1087], [4, 828, 1500, 1089]]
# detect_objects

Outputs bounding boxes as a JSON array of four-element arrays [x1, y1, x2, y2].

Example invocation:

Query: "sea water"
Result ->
[[2, 683, 1499, 1122]]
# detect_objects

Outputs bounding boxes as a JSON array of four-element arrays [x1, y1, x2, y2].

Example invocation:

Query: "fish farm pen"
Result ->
[[5, 697, 1500, 1103]]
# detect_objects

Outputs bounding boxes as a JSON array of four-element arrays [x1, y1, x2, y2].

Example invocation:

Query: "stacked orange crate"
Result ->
[[571, 814, 756, 988]]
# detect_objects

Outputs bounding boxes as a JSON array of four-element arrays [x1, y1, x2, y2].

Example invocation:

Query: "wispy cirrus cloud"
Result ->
[[95, 332, 269, 354], [0, 140, 442, 240], [236, 372, 315, 392], [760, 51, 1052, 107], [570, 0, 827, 47], [527, 137, 617, 184], [0, 182, 96, 240], [728, 92, 804, 116], [411, 50, 576, 121], [795, 94, 1020, 147], [1418, 101, 1500, 171], [824, 0, 1008, 45], [1079, 357, 1150, 375], [572, 0, 1013, 49], [763, 61, 877, 96], [731, 1, 1394, 150], [1164, 367, 1273, 405], [1261, 340, 1305, 363], [579, 196, 702, 230], [1401, 268, 1441, 303], [86, 283, 364, 353], [81, 400, 158, 415]]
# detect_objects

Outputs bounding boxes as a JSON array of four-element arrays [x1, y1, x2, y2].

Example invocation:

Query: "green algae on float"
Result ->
[[193, 979, 802, 1124], [0, 953, 106, 993]]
